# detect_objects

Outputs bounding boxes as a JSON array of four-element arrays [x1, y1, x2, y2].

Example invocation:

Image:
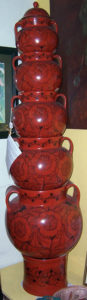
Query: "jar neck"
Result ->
[[21, 51, 56, 61]]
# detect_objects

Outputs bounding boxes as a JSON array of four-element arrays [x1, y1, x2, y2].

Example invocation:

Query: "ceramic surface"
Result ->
[[11, 94, 67, 137], [12, 91, 59, 103], [53, 285, 87, 299], [6, 1, 82, 297], [15, 2, 58, 54], [10, 140, 73, 190], [6, 182, 82, 258], [22, 256, 67, 296], [12, 54, 62, 93], [14, 136, 69, 150]]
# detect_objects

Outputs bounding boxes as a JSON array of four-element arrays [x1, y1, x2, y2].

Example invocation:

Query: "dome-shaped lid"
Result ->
[[23, 2, 50, 18]]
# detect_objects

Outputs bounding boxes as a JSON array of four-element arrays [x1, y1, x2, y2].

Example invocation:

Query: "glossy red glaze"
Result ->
[[5, 181, 80, 207], [24, 1, 49, 18], [15, 25, 58, 54], [10, 139, 73, 190], [6, 2, 82, 296], [12, 90, 59, 103], [22, 256, 67, 296], [11, 94, 67, 137], [12, 54, 62, 93], [33, 2, 39, 8], [15, 51, 58, 61], [14, 136, 69, 150], [15, 3, 58, 54], [5, 182, 82, 259]]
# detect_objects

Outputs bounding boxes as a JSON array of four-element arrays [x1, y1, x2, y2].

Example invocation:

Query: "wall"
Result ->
[[0, 0, 87, 286], [65, 129, 87, 285], [0, 0, 34, 268], [40, 0, 87, 285], [0, 0, 50, 270]]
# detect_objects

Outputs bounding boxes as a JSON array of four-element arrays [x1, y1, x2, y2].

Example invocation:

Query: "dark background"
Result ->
[[50, 0, 87, 129]]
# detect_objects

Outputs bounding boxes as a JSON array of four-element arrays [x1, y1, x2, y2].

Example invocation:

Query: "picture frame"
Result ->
[[0, 46, 17, 138]]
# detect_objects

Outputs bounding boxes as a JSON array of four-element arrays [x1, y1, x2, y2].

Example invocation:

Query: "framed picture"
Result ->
[[0, 46, 17, 138]]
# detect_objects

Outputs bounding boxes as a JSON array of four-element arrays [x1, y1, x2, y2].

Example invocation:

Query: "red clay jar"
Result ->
[[5, 181, 82, 258], [15, 2, 58, 54], [12, 54, 62, 93], [11, 94, 67, 137], [10, 137, 73, 190]]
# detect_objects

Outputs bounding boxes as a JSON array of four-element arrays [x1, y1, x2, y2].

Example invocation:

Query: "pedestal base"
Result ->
[[23, 255, 67, 296]]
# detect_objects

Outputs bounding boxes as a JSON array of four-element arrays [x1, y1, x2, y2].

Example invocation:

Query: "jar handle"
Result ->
[[12, 55, 22, 71], [50, 19, 58, 33], [65, 181, 80, 206], [14, 20, 24, 41], [11, 95, 22, 110], [6, 186, 19, 212], [53, 54, 62, 69], [56, 93, 67, 109], [60, 136, 73, 155]]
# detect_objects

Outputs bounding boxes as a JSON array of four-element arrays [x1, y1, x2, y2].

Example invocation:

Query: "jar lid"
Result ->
[[23, 1, 49, 18]]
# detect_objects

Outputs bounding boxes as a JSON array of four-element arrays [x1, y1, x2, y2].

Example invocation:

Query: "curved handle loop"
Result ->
[[14, 20, 24, 40], [60, 136, 73, 155], [50, 19, 58, 33], [53, 54, 62, 69], [65, 181, 80, 206], [11, 95, 22, 110], [6, 186, 19, 212], [12, 55, 22, 71], [56, 93, 67, 109]]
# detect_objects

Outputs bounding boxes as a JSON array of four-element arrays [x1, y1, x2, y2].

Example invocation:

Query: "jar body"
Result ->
[[15, 26, 58, 53], [10, 146, 73, 190], [6, 186, 82, 258], [12, 101, 67, 137], [13, 59, 62, 92]]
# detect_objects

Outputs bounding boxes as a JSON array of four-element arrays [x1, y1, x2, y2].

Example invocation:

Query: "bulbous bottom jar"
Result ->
[[5, 184, 82, 259], [23, 255, 67, 296]]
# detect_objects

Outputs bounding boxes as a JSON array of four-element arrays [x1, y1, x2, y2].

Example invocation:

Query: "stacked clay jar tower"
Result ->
[[5, 2, 82, 297]]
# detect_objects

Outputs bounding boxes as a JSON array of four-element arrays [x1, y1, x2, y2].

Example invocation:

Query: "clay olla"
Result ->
[[5, 1, 82, 297]]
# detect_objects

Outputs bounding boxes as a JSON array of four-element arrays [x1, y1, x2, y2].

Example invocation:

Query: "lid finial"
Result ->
[[33, 2, 39, 8]]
